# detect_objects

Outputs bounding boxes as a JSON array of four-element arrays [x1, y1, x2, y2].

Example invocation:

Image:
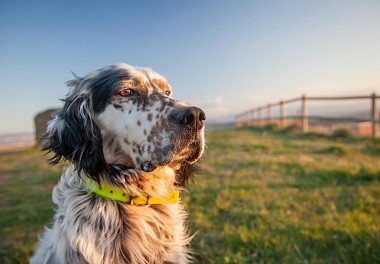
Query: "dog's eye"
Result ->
[[117, 89, 134, 97], [165, 91, 171, 96]]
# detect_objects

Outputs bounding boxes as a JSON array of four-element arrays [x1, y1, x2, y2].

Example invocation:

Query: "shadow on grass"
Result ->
[[236, 125, 371, 144], [283, 163, 380, 188], [363, 141, 380, 157], [236, 125, 380, 159], [313, 145, 346, 155], [191, 221, 379, 263], [257, 225, 377, 263]]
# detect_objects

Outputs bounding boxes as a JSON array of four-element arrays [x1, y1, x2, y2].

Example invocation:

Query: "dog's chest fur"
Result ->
[[30, 166, 190, 264]]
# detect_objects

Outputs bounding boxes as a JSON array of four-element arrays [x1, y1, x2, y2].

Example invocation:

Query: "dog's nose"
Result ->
[[173, 107, 206, 130]]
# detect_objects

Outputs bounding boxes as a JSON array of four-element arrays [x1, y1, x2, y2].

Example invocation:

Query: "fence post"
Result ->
[[255, 109, 259, 126], [249, 110, 254, 126], [258, 107, 262, 126], [280, 101, 286, 129], [372, 93, 379, 137], [301, 95, 308, 133], [267, 104, 272, 124]]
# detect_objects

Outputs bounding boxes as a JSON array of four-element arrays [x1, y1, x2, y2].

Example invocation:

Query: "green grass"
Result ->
[[1, 127, 379, 263], [0, 148, 64, 263]]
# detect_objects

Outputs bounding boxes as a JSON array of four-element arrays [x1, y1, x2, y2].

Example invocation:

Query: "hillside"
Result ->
[[0, 127, 379, 263]]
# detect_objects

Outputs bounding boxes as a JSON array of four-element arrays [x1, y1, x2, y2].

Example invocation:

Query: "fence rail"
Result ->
[[235, 93, 380, 137]]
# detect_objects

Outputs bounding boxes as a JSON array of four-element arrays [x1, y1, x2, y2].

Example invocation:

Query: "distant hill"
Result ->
[[0, 133, 35, 151]]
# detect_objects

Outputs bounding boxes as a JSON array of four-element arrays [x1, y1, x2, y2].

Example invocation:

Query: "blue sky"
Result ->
[[1, 0, 380, 134]]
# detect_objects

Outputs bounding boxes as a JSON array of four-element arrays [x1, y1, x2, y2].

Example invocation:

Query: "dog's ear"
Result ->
[[175, 163, 200, 187], [42, 92, 106, 182]]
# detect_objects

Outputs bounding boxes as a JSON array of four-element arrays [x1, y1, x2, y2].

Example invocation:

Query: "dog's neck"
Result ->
[[44, 165, 191, 263], [89, 164, 178, 201], [98, 135, 181, 199]]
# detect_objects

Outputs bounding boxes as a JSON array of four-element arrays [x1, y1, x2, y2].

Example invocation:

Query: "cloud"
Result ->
[[248, 94, 271, 101], [189, 96, 230, 121], [188, 93, 272, 122], [214, 96, 223, 104]]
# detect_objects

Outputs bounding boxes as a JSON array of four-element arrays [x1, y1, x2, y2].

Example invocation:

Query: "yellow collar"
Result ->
[[85, 178, 180, 205]]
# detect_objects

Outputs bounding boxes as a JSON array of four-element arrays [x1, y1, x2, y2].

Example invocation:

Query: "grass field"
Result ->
[[0, 127, 379, 263]]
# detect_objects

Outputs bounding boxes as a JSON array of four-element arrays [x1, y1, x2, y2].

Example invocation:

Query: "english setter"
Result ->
[[30, 63, 205, 264]]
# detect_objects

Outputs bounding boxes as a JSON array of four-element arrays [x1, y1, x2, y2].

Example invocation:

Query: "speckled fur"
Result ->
[[31, 63, 205, 264]]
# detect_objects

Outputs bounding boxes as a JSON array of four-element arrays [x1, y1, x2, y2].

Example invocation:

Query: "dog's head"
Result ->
[[43, 63, 205, 185]]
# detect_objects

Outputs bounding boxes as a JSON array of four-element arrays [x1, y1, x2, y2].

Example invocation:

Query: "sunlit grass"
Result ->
[[0, 127, 379, 263], [0, 148, 63, 264], [185, 127, 380, 263]]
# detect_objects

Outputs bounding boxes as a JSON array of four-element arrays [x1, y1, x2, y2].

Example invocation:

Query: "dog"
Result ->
[[30, 63, 205, 264]]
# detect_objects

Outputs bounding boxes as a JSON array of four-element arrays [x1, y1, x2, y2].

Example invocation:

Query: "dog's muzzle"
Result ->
[[140, 107, 206, 173]]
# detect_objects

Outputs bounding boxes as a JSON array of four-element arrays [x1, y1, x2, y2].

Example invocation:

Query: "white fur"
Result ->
[[31, 166, 191, 264]]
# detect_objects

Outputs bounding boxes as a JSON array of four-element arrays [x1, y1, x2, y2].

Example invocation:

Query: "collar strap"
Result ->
[[85, 178, 180, 205]]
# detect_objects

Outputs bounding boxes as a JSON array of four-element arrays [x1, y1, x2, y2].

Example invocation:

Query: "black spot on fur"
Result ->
[[113, 103, 123, 111], [137, 145, 143, 156]]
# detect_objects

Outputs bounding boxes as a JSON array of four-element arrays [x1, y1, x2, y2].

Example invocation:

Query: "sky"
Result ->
[[1, 0, 380, 135]]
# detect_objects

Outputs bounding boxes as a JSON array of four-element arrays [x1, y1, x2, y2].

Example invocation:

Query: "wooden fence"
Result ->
[[235, 93, 380, 137]]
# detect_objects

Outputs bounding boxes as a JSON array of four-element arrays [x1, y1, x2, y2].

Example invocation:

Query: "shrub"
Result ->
[[363, 141, 380, 156], [263, 123, 279, 131], [283, 123, 301, 133], [316, 146, 345, 155], [302, 131, 328, 138], [331, 128, 352, 138]]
